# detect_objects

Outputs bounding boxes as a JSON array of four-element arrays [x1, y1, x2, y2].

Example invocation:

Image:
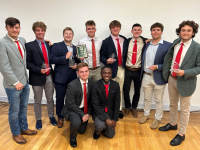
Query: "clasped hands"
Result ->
[[106, 119, 116, 129]]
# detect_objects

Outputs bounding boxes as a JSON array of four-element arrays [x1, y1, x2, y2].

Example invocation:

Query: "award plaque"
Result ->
[[41, 62, 51, 71], [76, 45, 88, 58], [109, 53, 117, 61], [69, 55, 75, 66], [170, 62, 180, 72]]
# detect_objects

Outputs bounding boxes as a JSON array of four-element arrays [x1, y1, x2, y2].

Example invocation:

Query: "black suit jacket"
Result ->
[[91, 79, 120, 121], [26, 40, 54, 86], [61, 78, 94, 120], [100, 35, 127, 78], [50, 41, 80, 84]]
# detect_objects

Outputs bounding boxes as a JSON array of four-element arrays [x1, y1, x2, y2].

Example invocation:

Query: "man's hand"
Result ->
[[41, 69, 48, 74], [145, 39, 152, 44], [66, 51, 72, 59], [82, 114, 89, 122], [15, 82, 24, 90], [44, 39, 52, 46], [112, 120, 116, 129], [69, 63, 77, 69], [107, 58, 115, 64], [105, 119, 113, 127], [148, 65, 157, 71], [173, 69, 184, 76], [76, 55, 84, 60]]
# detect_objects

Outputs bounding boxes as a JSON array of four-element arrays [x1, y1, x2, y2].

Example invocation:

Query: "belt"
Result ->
[[89, 66, 99, 70], [126, 66, 141, 71], [170, 74, 177, 79], [144, 71, 153, 76]]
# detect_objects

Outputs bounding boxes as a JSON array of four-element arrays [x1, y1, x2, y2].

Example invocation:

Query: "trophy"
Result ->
[[109, 53, 118, 61], [76, 45, 88, 58], [69, 55, 75, 66], [41, 62, 51, 71], [170, 62, 180, 72]]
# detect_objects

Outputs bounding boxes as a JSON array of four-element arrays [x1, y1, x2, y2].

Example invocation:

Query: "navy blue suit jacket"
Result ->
[[50, 41, 80, 84], [100, 35, 127, 78], [141, 40, 172, 85]]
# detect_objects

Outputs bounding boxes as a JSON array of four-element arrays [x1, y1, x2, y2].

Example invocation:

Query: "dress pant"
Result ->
[[112, 66, 125, 111], [142, 74, 166, 121], [94, 115, 115, 138], [88, 67, 101, 82], [123, 68, 141, 109], [168, 76, 192, 134], [32, 75, 54, 120], [55, 78, 71, 119], [5, 83, 30, 136], [69, 108, 88, 138]]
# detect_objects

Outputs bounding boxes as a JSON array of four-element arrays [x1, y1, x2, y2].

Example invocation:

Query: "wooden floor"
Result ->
[[0, 103, 200, 150]]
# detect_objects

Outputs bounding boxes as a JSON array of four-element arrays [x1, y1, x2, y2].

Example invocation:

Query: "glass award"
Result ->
[[41, 62, 51, 71], [109, 53, 117, 61], [170, 62, 180, 72], [76, 45, 88, 58], [69, 55, 75, 66]]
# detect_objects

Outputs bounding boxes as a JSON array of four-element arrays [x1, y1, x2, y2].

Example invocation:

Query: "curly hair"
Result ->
[[32, 21, 47, 32], [176, 20, 199, 38]]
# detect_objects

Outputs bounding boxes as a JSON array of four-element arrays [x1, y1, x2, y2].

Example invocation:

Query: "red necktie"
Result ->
[[172, 43, 184, 76], [15, 41, 23, 59], [116, 38, 122, 66], [104, 84, 109, 112], [83, 83, 88, 114], [91, 39, 97, 68], [41, 41, 50, 75], [131, 40, 137, 65]]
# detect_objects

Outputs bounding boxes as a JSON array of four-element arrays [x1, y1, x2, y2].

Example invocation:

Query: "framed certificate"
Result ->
[[76, 45, 88, 58]]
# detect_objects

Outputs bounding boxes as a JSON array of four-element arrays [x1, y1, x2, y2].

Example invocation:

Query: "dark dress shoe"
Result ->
[[132, 109, 138, 118], [21, 129, 37, 135], [119, 111, 124, 119], [70, 137, 77, 148], [93, 131, 100, 140], [13, 135, 26, 144], [159, 123, 177, 131], [170, 134, 185, 146], [57, 118, 64, 128]]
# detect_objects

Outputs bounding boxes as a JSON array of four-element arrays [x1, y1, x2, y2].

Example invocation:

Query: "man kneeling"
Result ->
[[91, 66, 120, 140]]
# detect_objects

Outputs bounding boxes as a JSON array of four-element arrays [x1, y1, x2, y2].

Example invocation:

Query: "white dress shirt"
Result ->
[[170, 39, 192, 70], [79, 78, 88, 108], [111, 34, 124, 57], [78, 36, 102, 68]]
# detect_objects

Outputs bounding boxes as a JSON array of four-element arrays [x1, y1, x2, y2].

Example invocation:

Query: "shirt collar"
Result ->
[[87, 36, 96, 41], [102, 79, 110, 85], [64, 42, 73, 47], [111, 34, 119, 40], [79, 78, 88, 85], [132, 37, 141, 42], [7, 34, 19, 42], [36, 39, 45, 45], [181, 39, 192, 47], [150, 38, 163, 45]]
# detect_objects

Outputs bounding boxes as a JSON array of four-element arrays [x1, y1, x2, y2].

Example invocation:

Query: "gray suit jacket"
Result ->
[[61, 78, 94, 120], [163, 38, 200, 97], [0, 35, 28, 89]]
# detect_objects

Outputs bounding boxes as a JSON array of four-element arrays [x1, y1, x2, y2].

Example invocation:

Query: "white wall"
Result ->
[[0, 0, 200, 110]]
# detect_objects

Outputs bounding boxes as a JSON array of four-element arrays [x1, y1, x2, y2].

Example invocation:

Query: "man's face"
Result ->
[[179, 25, 194, 42], [63, 30, 73, 42], [151, 27, 163, 40], [131, 26, 142, 39], [101, 68, 112, 83], [86, 25, 96, 38], [5, 24, 20, 39], [110, 26, 121, 37], [34, 27, 45, 40], [77, 66, 89, 81]]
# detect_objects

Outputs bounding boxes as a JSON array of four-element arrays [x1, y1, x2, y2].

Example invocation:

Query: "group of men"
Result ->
[[0, 17, 200, 148]]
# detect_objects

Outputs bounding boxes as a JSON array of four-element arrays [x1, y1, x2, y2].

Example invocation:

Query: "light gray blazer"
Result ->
[[163, 38, 200, 97], [0, 35, 28, 89]]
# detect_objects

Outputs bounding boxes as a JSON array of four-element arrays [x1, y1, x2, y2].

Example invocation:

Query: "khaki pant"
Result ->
[[112, 66, 124, 111], [88, 67, 101, 82], [142, 74, 166, 120], [168, 76, 192, 134]]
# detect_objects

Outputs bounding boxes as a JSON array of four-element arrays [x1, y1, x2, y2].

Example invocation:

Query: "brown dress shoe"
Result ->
[[132, 109, 138, 118], [124, 108, 131, 116], [57, 118, 64, 128], [21, 129, 37, 135], [13, 134, 26, 144]]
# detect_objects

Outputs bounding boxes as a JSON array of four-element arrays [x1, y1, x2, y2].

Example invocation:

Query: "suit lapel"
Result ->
[[7, 40, 23, 62], [154, 43, 164, 63], [109, 36, 117, 56], [34, 40, 44, 60], [142, 42, 150, 62], [99, 80, 107, 100], [180, 40, 196, 68], [46, 42, 51, 59], [108, 80, 114, 100], [77, 78, 83, 100], [61, 41, 69, 53]]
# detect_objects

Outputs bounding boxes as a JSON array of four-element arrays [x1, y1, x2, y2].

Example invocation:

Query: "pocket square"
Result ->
[[111, 90, 115, 92]]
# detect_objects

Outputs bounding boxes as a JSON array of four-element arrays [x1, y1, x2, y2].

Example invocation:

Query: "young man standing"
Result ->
[[123, 23, 147, 118], [91, 66, 120, 140], [0, 17, 37, 144], [159, 21, 200, 146], [78, 20, 102, 82], [26, 21, 57, 130], [139, 23, 172, 129], [61, 63, 94, 148], [50, 27, 80, 128], [100, 20, 127, 118]]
